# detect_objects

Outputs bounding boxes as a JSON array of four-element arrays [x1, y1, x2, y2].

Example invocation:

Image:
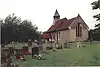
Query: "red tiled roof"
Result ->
[[48, 20, 63, 32], [41, 33, 51, 39], [57, 17, 76, 30], [47, 17, 76, 32]]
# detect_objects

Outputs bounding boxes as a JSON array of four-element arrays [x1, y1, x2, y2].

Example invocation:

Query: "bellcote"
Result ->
[[53, 9, 60, 19]]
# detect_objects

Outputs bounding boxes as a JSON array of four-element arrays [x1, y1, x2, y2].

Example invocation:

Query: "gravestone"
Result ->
[[42, 39, 47, 52], [55, 43, 59, 49], [76, 42, 82, 47], [28, 39, 32, 46], [32, 47, 39, 58], [15, 43, 23, 55], [22, 46, 28, 54], [1, 47, 12, 67], [9, 47, 14, 56], [32, 40, 39, 58], [38, 45, 42, 54], [52, 43, 56, 51]]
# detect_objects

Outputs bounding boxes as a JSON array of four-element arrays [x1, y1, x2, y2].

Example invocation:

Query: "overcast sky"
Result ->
[[0, 0, 99, 32]]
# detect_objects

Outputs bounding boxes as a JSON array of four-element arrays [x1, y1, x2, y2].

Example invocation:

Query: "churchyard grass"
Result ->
[[12, 41, 100, 66]]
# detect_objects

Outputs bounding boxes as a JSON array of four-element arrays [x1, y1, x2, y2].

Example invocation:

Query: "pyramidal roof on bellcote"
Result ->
[[54, 9, 60, 17]]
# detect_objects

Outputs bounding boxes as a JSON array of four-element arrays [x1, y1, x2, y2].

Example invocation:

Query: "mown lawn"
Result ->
[[12, 41, 100, 67]]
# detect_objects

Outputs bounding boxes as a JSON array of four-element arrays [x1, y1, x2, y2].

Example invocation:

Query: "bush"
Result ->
[[93, 32, 100, 41]]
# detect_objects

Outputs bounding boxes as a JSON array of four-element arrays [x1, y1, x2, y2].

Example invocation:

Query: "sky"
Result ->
[[0, 0, 99, 32]]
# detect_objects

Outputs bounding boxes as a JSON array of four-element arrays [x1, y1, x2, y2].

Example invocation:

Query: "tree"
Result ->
[[1, 14, 40, 44], [91, 0, 100, 21], [1, 14, 21, 44], [91, 0, 100, 41], [18, 19, 40, 42]]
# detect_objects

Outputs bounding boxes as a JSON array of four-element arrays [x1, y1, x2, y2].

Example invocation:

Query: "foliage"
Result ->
[[91, 0, 100, 21], [91, 0, 100, 41], [88, 29, 93, 42], [1, 14, 40, 44]]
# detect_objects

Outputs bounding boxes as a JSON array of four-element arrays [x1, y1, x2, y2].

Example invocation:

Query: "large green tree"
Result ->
[[91, 0, 100, 21], [91, 0, 100, 41], [1, 14, 40, 44]]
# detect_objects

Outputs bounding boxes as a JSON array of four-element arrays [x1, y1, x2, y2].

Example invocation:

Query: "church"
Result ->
[[42, 10, 89, 44]]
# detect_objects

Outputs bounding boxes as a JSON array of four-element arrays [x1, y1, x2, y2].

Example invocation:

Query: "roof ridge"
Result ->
[[68, 17, 77, 20]]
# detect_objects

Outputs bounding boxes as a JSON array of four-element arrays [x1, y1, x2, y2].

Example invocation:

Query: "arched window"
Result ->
[[59, 32, 60, 39], [79, 26, 82, 37], [76, 25, 78, 37], [76, 23, 82, 37]]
